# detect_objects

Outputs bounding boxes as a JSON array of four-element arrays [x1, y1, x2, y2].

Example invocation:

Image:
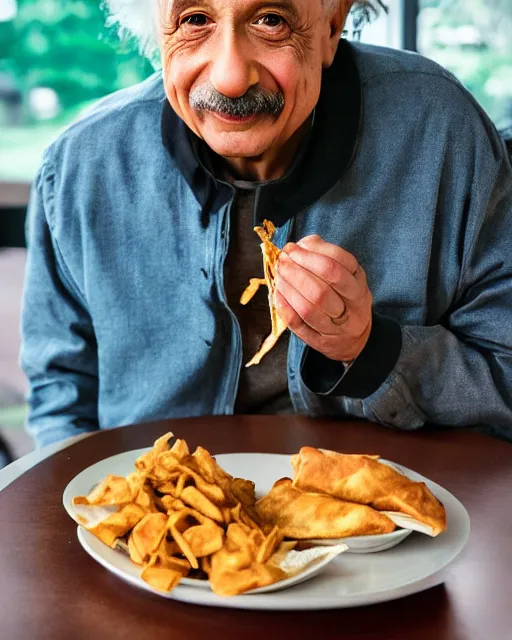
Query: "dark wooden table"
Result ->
[[1, 416, 511, 640]]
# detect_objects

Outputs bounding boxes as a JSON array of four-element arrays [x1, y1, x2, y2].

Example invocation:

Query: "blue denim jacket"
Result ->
[[21, 42, 512, 447]]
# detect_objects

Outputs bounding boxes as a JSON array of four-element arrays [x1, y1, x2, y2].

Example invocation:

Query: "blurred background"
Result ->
[[0, 0, 511, 465]]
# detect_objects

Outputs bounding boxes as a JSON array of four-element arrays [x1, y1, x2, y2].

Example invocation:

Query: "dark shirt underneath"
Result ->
[[223, 184, 292, 414]]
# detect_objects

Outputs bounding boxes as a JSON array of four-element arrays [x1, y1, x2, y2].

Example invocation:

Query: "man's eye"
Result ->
[[181, 13, 209, 28], [255, 13, 285, 28]]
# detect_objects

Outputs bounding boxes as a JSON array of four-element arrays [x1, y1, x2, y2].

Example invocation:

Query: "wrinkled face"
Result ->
[[160, 0, 346, 159]]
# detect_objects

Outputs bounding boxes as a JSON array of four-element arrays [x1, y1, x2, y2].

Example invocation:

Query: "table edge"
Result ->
[[0, 432, 94, 492]]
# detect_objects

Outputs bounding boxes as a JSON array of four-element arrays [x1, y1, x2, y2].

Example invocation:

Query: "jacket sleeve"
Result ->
[[20, 162, 100, 448], [301, 135, 512, 442]]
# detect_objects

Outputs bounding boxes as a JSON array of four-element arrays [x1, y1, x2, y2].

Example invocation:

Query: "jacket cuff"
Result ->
[[300, 312, 402, 398]]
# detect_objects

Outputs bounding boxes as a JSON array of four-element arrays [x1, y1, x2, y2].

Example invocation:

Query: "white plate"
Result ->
[[63, 451, 470, 610], [78, 528, 347, 595]]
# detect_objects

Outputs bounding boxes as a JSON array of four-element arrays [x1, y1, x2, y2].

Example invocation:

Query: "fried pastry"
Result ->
[[240, 219, 287, 367], [291, 447, 446, 535], [256, 478, 395, 539]]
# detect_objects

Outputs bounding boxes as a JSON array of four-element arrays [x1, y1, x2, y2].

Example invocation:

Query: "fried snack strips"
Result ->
[[292, 447, 447, 535], [241, 219, 288, 367], [256, 478, 395, 539], [208, 523, 288, 596], [72, 432, 287, 596]]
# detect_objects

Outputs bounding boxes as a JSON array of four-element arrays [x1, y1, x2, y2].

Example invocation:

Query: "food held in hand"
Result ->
[[240, 219, 287, 367]]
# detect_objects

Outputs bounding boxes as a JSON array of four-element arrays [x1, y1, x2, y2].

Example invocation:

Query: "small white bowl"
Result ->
[[306, 527, 413, 554]]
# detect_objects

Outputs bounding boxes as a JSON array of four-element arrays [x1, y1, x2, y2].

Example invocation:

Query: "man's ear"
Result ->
[[322, 0, 354, 67]]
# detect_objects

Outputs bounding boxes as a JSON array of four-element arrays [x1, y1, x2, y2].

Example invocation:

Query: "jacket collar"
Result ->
[[161, 39, 362, 226]]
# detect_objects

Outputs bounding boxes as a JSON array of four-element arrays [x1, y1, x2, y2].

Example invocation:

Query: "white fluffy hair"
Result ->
[[103, 0, 159, 56], [103, 0, 349, 58]]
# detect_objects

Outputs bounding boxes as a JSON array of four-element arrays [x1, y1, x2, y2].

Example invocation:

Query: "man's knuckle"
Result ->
[[307, 284, 326, 308], [299, 234, 320, 248], [300, 304, 316, 324], [347, 255, 359, 274], [321, 258, 342, 284]]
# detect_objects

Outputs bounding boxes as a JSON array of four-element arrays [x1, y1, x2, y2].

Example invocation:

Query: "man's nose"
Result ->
[[209, 30, 259, 98]]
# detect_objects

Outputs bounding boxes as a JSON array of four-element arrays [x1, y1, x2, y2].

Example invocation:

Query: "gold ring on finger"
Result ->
[[331, 307, 349, 326]]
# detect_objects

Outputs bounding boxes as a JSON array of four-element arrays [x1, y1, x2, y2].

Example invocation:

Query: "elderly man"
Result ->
[[21, 0, 512, 447]]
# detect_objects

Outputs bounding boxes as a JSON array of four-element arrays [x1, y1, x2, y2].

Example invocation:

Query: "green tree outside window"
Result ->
[[418, 0, 512, 130], [0, 0, 153, 181]]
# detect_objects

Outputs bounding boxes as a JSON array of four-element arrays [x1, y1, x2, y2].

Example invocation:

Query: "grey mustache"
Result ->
[[189, 83, 284, 118]]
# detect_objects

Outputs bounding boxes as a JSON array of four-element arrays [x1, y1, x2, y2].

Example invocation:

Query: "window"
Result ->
[[0, 0, 153, 183], [348, 0, 404, 50], [0, 1, 152, 460], [417, 0, 512, 130]]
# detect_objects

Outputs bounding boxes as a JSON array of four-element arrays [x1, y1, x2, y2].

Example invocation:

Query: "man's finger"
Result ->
[[275, 290, 336, 346], [281, 243, 361, 301], [275, 272, 343, 336], [295, 235, 359, 275], [278, 252, 344, 318]]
